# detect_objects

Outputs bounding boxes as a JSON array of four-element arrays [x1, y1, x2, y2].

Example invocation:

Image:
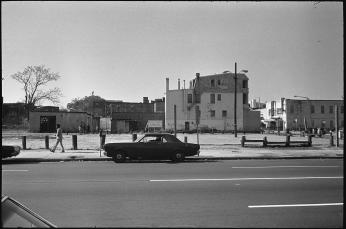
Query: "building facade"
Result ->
[[261, 98, 344, 131], [29, 110, 99, 133], [106, 97, 165, 133], [165, 72, 260, 132]]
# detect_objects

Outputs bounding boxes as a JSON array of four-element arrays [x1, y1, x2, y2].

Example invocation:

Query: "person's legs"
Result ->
[[59, 139, 65, 152], [51, 140, 59, 152]]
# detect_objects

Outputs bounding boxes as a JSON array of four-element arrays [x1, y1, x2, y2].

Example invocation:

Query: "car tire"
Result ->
[[113, 152, 126, 163], [171, 152, 185, 162]]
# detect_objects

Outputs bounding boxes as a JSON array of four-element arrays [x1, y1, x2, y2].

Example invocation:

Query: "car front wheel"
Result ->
[[171, 152, 185, 162], [113, 152, 126, 163]]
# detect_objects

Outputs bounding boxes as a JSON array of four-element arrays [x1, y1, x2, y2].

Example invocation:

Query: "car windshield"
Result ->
[[137, 135, 181, 143]]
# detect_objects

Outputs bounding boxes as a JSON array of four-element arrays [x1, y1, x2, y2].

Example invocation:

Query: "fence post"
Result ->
[[263, 136, 267, 147], [329, 132, 334, 146], [22, 136, 27, 150], [241, 136, 246, 147], [308, 135, 312, 147], [45, 136, 49, 149], [286, 135, 290, 147], [72, 135, 77, 150]]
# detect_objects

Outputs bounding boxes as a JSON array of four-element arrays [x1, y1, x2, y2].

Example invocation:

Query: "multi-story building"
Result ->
[[261, 98, 344, 131], [106, 97, 165, 133], [165, 72, 260, 132]]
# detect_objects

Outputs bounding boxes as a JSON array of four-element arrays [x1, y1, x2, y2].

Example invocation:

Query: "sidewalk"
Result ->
[[2, 144, 343, 163], [2, 132, 343, 162]]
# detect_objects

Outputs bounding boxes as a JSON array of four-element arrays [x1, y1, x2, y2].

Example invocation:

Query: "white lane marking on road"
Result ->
[[2, 170, 29, 172], [149, 177, 343, 182], [232, 166, 340, 168], [249, 203, 343, 208]]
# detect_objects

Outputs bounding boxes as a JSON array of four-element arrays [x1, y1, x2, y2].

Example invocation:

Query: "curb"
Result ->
[[2, 156, 343, 163]]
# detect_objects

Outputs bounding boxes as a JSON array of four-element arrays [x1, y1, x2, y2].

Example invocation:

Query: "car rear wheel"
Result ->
[[171, 152, 185, 162], [113, 152, 126, 163]]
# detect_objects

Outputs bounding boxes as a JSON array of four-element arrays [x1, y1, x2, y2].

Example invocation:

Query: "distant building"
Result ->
[[165, 72, 260, 132], [250, 99, 266, 109], [2, 103, 27, 127], [106, 97, 165, 133], [261, 98, 344, 131], [29, 108, 99, 133]]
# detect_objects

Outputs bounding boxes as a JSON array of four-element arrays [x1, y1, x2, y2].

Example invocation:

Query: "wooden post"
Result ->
[[241, 136, 246, 147], [45, 136, 49, 149], [263, 136, 267, 147], [308, 135, 312, 147], [22, 136, 26, 150], [72, 135, 77, 150], [286, 135, 290, 147]]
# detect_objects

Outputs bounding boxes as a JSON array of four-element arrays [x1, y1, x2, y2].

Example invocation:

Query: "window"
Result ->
[[341, 106, 344, 113], [321, 105, 325, 114], [290, 104, 294, 113], [311, 119, 315, 128], [187, 94, 192, 103], [242, 80, 248, 89], [222, 110, 227, 117], [217, 94, 221, 101], [210, 110, 215, 117], [311, 105, 315, 113], [211, 79, 215, 87], [329, 106, 333, 114], [321, 120, 326, 128], [217, 79, 221, 86], [243, 93, 248, 104], [210, 94, 215, 104], [330, 120, 334, 129]]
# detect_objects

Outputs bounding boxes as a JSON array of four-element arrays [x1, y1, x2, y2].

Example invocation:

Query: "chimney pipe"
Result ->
[[166, 78, 169, 92], [178, 78, 180, 90]]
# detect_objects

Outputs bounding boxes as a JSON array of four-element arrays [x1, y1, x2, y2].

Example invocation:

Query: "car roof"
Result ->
[[144, 133, 173, 137]]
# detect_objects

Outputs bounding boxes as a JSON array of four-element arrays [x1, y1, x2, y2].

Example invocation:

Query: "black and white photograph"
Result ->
[[2, 1, 343, 227]]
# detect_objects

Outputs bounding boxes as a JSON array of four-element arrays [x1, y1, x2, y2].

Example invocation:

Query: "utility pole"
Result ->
[[174, 105, 177, 137], [234, 62, 237, 137], [335, 105, 339, 147]]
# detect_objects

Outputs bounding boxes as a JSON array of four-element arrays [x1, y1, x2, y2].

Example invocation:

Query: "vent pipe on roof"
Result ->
[[178, 79, 180, 90], [166, 78, 169, 92]]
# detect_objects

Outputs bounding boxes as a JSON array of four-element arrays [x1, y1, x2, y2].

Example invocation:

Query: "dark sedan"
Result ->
[[2, 145, 21, 158], [104, 133, 200, 163]]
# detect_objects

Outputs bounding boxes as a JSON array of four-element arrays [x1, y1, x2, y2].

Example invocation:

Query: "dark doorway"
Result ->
[[185, 122, 190, 131], [129, 120, 138, 132], [40, 116, 56, 133]]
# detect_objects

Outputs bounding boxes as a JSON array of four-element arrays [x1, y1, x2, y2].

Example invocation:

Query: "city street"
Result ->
[[2, 159, 343, 227]]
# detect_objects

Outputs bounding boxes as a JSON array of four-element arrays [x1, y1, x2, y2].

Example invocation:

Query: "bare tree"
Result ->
[[11, 65, 63, 118]]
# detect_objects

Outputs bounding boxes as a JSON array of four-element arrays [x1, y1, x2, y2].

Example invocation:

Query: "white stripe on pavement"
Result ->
[[2, 170, 29, 172], [149, 176, 343, 182], [249, 203, 343, 208], [232, 166, 340, 168]]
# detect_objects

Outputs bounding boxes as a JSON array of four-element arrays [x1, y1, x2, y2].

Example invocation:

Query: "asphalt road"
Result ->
[[2, 159, 343, 227]]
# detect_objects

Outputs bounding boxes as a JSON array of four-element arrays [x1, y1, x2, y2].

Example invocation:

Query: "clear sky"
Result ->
[[2, 1, 343, 107]]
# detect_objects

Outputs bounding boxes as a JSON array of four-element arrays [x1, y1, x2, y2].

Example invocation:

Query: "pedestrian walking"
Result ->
[[50, 124, 65, 153]]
